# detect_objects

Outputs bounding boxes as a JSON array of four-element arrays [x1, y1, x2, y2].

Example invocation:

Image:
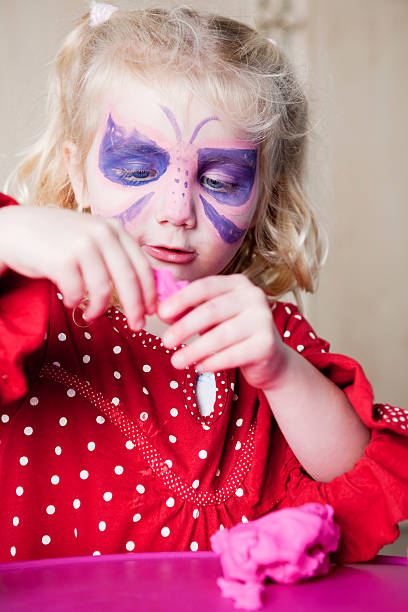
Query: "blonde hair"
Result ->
[[6, 4, 327, 300]]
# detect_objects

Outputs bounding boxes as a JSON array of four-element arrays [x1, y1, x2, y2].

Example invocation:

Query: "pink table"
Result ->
[[0, 552, 407, 611]]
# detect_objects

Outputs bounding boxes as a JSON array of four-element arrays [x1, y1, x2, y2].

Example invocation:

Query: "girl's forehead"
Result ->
[[98, 75, 253, 146]]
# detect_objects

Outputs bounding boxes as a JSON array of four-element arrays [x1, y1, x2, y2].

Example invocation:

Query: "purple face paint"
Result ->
[[198, 148, 257, 206], [200, 196, 247, 243], [98, 114, 170, 186], [112, 192, 154, 225]]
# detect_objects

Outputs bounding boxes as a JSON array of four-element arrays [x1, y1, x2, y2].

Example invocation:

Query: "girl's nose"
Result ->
[[155, 145, 197, 228]]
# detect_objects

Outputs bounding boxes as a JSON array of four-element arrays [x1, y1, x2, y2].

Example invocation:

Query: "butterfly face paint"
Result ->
[[96, 109, 258, 243], [81, 77, 259, 281]]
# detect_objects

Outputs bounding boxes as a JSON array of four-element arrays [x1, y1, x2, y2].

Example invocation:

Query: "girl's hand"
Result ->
[[0, 205, 156, 329], [159, 274, 289, 391]]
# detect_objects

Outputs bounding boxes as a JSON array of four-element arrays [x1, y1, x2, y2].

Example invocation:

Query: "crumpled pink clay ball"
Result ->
[[153, 268, 189, 302], [211, 503, 340, 610]]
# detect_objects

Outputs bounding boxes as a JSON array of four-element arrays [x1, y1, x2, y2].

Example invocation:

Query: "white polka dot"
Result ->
[[59, 417, 68, 427], [42, 535, 51, 545], [140, 412, 148, 421], [193, 509, 199, 519], [96, 415, 105, 424], [235, 488, 244, 497], [58, 333, 66, 342], [46, 505, 55, 515], [166, 497, 175, 507], [170, 380, 179, 389], [13, 516, 19, 526], [161, 526, 170, 537], [126, 541, 135, 551], [126, 440, 134, 450], [136, 484, 145, 494], [19, 456, 28, 466], [74, 528, 78, 538], [10, 546, 16, 557], [236, 418, 243, 427], [87, 441, 95, 451], [67, 389, 76, 398], [235, 441, 241, 451], [55, 446, 62, 455], [84, 332, 91, 340], [112, 397, 120, 406], [24, 426, 33, 436], [164, 459, 173, 468], [29, 397, 39, 406], [52, 361, 61, 367], [242, 515, 249, 523], [192, 479, 199, 489], [80, 470, 89, 480], [133, 513, 141, 522], [285, 306, 291, 315], [294, 314, 302, 320], [143, 364, 151, 372], [103, 492, 112, 502], [99, 521, 106, 532], [215, 468, 221, 477], [309, 332, 316, 339], [190, 541, 198, 551], [57, 292, 63, 300], [1, 414, 9, 423], [202, 424, 210, 430], [73, 499, 80, 509], [82, 355, 91, 364], [16, 486, 24, 496], [198, 450, 207, 459], [113, 345, 121, 354], [296, 345, 304, 352], [283, 330, 291, 338], [93, 551, 101, 556], [170, 408, 178, 417], [169, 435, 177, 443], [51, 475, 59, 485], [219, 524, 224, 531], [142, 387, 149, 395], [115, 465, 124, 475], [114, 371, 121, 379]]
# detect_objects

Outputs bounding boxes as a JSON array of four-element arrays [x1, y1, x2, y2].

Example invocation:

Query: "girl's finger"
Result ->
[[96, 230, 148, 328], [162, 292, 242, 349], [55, 263, 86, 309], [193, 337, 262, 374], [170, 314, 250, 369], [77, 244, 114, 322], [117, 230, 157, 315]]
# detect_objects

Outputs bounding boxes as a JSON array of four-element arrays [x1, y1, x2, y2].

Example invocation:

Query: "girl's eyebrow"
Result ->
[[197, 147, 258, 170]]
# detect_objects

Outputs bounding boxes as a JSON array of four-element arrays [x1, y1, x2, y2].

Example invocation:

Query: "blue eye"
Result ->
[[201, 176, 237, 193], [113, 168, 158, 183]]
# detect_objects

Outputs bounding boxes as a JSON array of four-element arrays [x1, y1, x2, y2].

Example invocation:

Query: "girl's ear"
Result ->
[[63, 141, 90, 211]]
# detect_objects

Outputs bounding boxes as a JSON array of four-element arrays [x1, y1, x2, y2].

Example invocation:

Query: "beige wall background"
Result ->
[[0, 0, 407, 413]]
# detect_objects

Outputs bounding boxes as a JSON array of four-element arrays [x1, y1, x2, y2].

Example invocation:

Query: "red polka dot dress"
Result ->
[[0, 206, 407, 565]]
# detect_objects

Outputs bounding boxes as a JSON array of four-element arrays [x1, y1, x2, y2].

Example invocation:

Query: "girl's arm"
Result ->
[[159, 274, 370, 483]]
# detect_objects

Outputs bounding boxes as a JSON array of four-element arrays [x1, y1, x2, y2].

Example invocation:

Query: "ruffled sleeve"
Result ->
[[272, 301, 408, 563], [0, 194, 51, 406]]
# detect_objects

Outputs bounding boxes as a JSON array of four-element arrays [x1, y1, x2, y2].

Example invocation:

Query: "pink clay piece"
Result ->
[[153, 268, 189, 302], [211, 503, 340, 610]]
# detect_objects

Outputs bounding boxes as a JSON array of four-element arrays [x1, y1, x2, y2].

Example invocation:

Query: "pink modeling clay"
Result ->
[[153, 268, 189, 302], [211, 503, 340, 610]]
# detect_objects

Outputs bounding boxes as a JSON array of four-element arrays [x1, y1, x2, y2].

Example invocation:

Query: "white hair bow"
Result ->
[[89, 1, 119, 27]]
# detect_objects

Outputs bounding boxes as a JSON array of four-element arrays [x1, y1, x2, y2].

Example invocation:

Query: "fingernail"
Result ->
[[171, 353, 184, 368], [162, 332, 174, 347], [131, 318, 145, 330]]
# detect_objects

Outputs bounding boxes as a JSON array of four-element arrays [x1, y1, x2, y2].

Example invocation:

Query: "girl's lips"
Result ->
[[142, 244, 197, 264]]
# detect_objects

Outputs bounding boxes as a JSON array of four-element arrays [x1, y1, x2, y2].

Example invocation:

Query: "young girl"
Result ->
[[0, 3, 407, 565]]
